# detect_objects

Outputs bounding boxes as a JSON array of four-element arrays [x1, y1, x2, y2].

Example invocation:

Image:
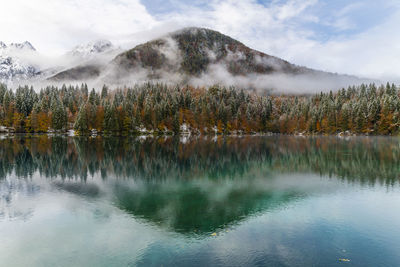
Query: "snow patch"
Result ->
[[68, 40, 114, 60]]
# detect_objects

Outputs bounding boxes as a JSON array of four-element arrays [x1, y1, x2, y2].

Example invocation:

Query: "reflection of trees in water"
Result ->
[[0, 135, 399, 186], [269, 136, 400, 186], [1, 135, 399, 233], [0, 136, 272, 181]]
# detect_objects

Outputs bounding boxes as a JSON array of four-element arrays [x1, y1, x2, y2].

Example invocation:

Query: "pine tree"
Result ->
[[103, 103, 118, 134], [88, 88, 97, 105], [74, 104, 89, 134], [172, 113, 180, 135], [51, 98, 67, 130]]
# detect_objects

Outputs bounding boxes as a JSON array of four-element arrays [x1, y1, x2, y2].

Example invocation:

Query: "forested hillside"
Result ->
[[114, 27, 301, 76], [0, 82, 399, 135]]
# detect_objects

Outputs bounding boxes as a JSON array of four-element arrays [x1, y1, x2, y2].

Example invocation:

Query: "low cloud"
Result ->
[[189, 63, 368, 94]]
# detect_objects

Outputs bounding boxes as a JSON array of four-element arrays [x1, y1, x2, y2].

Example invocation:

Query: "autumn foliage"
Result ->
[[0, 82, 400, 135]]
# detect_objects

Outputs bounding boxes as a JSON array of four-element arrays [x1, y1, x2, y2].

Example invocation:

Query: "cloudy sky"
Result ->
[[1, 0, 399, 80]]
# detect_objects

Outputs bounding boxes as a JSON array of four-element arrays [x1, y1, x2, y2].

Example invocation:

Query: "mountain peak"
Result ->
[[168, 27, 241, 47], [114, 26, 277, 76], [0, 41, 39, 84], [172, 27, 215, 34], [172, 27, 223, 34], [9, 41, 36, 51], [69, 39, 114, 59]]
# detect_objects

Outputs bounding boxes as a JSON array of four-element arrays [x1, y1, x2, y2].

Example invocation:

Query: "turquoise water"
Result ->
[[1, 135, 400, 266]]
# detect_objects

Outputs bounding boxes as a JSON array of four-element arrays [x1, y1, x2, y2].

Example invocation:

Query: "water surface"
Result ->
[[1, 135, 400, 266]]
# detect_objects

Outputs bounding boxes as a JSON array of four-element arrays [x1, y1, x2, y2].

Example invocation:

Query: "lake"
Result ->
[[1, 135, 400, 266]]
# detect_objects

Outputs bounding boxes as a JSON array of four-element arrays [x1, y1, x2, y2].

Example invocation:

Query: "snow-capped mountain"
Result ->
[[0, 41, 40, 84], [9, 41, 36, 51], [0, 57, 39, 82], [67, 40, 115, 60], [0, 39, 117, 85]]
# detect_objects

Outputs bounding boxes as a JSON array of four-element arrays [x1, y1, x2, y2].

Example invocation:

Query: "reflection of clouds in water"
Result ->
[[0, 191, 165, 266], [1, 137, 400, 266], [0, 178, 39, 221]]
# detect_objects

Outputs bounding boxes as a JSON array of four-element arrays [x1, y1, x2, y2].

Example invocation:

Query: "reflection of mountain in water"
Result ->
[[113, 179, 304, 234]]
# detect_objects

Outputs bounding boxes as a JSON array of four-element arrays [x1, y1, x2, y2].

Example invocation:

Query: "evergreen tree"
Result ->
[[172, 113, 180, 135], [103, 102, 118, 134], [51, 98, 67, 130], [74, 104, 89, 133], [101, 85, 108, 99]]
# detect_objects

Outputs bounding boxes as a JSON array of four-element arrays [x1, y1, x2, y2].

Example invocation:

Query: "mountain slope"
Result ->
[[49, 27, 367, 92], [114, 27, 307, 76], [49, 40, 121, 82], [49, 64, 101, 81], [0, 41, 40, 84]]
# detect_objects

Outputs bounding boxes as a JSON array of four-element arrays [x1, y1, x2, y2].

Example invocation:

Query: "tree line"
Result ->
[[0, 82, 400, 135]]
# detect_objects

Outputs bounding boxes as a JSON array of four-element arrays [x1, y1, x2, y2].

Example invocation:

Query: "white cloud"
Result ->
[[283, 9, 400, 81], [0, 0, 157, 55]]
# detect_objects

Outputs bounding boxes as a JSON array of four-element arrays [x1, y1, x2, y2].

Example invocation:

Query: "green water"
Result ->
[[1, 135, 400, 266]]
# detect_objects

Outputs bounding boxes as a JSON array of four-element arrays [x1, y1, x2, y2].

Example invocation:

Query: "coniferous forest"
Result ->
[[0, 82, 400, 135]]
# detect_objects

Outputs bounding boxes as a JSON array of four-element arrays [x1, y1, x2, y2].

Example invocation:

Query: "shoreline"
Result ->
[[0, 130, 398, 138]]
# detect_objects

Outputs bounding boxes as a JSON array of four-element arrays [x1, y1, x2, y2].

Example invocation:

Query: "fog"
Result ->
[[6, 34, 376, 94]]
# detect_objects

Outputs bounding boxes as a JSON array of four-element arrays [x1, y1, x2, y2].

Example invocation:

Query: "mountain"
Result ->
[[0, 41, 40, 84], [49, 27, 366, 92], [0, 39, 119, 85], [114, 27, 306, 76], [9, 41, 36, 51], [67, 39, 115, 60], [47, 40, 120, 81]]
